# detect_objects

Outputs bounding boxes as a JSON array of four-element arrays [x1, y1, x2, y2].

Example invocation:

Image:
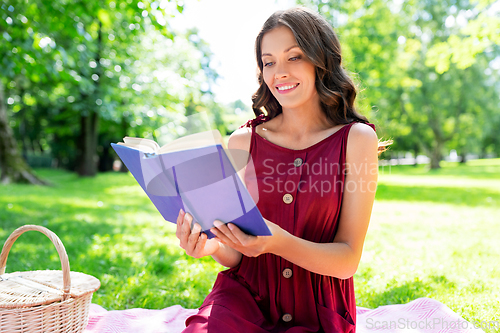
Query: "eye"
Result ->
[[289, 56, 301, 61], [264, 61, 274, 67]]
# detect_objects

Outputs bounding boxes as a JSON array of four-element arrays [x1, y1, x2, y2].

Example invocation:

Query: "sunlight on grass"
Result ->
[[378, 174, 500, 190], [0, 161, 499, 332], [357, 160, 500, 332]]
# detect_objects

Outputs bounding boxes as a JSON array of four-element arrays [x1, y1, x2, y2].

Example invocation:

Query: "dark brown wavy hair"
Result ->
[[252, 7, 391, 153]]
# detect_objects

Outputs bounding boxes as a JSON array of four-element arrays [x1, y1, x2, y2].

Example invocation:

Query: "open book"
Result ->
[[111, 129, 271, 239]]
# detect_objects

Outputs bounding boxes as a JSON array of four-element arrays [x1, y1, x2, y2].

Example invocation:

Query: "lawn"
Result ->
[[0, 159, 499, 332]]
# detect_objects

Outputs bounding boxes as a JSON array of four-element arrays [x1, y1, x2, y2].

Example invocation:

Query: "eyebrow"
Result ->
[[261, 45, 300, 58]]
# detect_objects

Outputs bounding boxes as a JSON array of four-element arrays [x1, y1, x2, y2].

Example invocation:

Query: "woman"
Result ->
[[177, 7, 382, 332]]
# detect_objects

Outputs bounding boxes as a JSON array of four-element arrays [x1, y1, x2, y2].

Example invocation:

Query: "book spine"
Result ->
[[232, 174, 247, 215], [217, 146, 247, 216]]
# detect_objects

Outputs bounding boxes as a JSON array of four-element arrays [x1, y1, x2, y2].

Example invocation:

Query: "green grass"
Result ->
[[0, 170, 220, 310], [359, 158, 500, 332], [0, 159, 499, 332]]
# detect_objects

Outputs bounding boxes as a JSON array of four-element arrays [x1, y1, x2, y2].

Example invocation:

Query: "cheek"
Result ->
[[303, 63, 316, 82], [262, 70, 274, 90], [303, 65, 318, 92]]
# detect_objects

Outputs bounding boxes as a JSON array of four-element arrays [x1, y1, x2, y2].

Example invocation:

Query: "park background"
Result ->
[[0, 0, 499, 332]]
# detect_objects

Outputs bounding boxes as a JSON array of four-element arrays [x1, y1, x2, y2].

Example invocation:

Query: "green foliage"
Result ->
[[1, 160, 499, 331], [298, 0, 500, 167], [1, 0, 224, 173]]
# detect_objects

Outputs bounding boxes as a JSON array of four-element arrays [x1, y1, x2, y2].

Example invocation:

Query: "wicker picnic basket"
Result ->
[[0, 225, 100, 332]]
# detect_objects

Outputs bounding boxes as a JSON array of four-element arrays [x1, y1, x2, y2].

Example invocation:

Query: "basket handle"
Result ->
[[0, 225, 71, 300]]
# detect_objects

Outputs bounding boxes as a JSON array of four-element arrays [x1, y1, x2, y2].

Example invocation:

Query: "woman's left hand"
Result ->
[[210, 219, 285, 257]]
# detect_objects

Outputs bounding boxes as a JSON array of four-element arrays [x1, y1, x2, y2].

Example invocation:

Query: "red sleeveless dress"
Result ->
[[184, 116, 374, 332]]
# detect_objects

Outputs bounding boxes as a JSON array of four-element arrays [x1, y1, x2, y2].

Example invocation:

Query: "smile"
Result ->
[[276, 83, 299, 93]]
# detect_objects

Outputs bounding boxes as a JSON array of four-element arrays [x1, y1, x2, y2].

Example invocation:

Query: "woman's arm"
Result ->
[[212, 243, 243, 267], [211, 123, 378, 278], [274, 123, 378, 277]]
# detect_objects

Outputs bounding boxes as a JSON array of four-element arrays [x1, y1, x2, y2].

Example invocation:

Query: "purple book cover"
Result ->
[[111, 143, 272, 239]]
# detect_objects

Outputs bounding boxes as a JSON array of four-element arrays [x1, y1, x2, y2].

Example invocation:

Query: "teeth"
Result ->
[[277, 84, 298, 91]]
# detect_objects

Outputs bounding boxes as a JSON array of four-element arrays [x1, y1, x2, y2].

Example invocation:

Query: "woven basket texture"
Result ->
[[0, 225, 100, 333]]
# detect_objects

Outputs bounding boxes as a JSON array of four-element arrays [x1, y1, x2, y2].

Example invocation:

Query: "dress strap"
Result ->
[[366, 122, 376, 132], [240, 117, 375, 132], [239, 114, 270, 129]]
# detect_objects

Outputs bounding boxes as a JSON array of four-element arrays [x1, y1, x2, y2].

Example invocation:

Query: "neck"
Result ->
[[279, 102, 333, 136]]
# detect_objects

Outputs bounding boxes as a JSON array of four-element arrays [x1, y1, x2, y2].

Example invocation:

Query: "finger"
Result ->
[[210, 227, 239, 247], [213, 220, 240, 245], [194, 231, 208, 254], [176, 209, 185, 239], [227, 223, 252, 245], [186, 222, 202, 254], [179, 213, 193, 246]]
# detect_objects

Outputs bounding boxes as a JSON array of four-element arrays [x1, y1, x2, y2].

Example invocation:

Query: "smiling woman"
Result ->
[[252, 8, 370, 128], [260, 26, 319, 112], [177, 7, 381, 333]]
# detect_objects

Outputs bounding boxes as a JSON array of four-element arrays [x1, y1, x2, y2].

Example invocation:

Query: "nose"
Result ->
[[274, 62, 289, 80]]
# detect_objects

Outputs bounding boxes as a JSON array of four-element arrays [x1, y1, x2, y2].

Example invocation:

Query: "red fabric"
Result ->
[[239, 114, 269, 129], [184, 119, 375, 333]]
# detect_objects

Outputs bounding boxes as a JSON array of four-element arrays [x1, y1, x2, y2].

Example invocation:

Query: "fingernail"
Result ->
[[213, 220, 223, 228], [228, 223, 234, 230], [180, 208, 185, 215], [211, 228, 217, 234]]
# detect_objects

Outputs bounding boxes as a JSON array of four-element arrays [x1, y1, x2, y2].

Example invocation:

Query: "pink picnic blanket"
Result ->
[[84, 298, 485, 333]]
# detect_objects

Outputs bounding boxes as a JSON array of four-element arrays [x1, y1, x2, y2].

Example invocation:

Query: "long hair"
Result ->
[[252, 7, 392, 153], [252, 7, 367, 125]]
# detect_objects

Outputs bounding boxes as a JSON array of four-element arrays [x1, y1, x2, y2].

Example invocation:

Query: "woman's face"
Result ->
[[261, 26, 318, 111]]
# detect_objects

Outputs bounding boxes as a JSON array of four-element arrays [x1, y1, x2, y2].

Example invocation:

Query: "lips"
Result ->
[[276, 83, 299, 94]]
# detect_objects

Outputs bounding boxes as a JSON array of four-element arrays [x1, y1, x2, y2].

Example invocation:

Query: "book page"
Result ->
[[158, 129, 224, 154], [119, 137, 160, 153]]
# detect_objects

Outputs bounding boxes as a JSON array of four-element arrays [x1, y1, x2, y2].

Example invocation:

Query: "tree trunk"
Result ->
[[76, 20, 102, 177], [0, 81, 48, 185], [76, 109, 98, 176], [460, 151, 467, 164], [426, 107, 444, 170], [429, 139, 443, 169], [18, 88, 28, 162]]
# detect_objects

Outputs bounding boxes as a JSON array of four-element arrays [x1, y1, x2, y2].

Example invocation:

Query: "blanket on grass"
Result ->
[[84, 297, 485, 333]]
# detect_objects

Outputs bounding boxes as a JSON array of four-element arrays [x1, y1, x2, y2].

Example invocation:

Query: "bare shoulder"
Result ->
[[347, 123, 378, 148], [228, 126, 252, 152], [346, 123, 378, 163]]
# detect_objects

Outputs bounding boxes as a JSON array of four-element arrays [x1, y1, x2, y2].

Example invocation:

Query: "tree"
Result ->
[[300, 0, 500, 168], [0, 80, 47, 184], [0, 0, 55, 184], [1, 0, 218, 180]]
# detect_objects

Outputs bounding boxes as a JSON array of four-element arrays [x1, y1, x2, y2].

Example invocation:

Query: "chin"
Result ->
[[277, 100, 305, 110]]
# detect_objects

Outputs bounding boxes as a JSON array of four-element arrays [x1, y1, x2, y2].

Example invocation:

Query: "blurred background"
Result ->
[[1, 0, 499, 331], [1, 0, 499, 181]]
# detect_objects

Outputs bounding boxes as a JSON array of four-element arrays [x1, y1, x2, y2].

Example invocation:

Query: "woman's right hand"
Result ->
[[176, 209, 221, 259]]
